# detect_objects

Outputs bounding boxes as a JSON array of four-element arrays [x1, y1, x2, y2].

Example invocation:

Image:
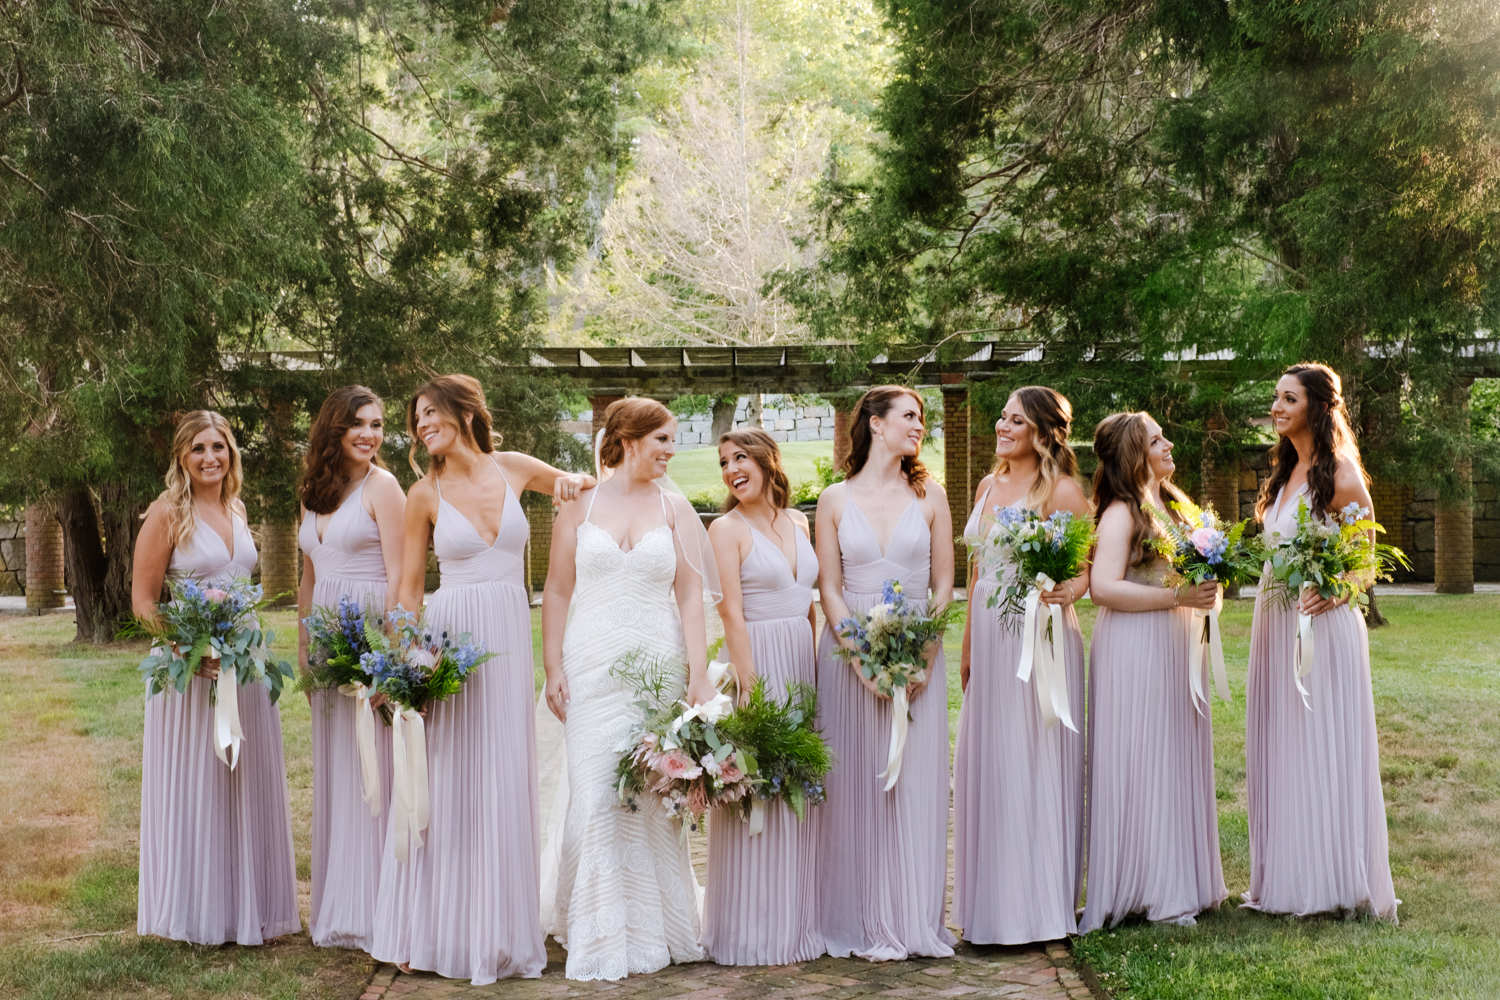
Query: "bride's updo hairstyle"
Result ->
[[1092, 411, 1188, 568], [163, 410, 244, 549], [405, 374, 498, 476], [1256, 362, 1366, 520], [844, 385, 929, 498], [993, 385, 1082, 511], [718, 428, 791, 513], [597, 397, 674, 470]]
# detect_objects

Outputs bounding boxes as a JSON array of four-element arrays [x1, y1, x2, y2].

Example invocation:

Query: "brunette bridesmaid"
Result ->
[[370, 375, 593, 983], [702, 429, 823, 965], [815, 386, 957, 961], [131, 411, 299, 945], [953, 387, 1089, 945], [1080, 412, 1227, 931], [1243, 363, 1397, 920], [297, 386, 406, 950]]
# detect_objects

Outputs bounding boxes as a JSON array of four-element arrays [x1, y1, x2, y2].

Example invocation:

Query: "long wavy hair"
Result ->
[[718, 428, 791, 512], [1092, 412, 1188, 567], [405, 374, 498, 477], [1257, 363, 1366, 520], [597, 397, 674, 471], [844, 386, 929, 498], [162, 410, 244, 550], [300, 386, 386, 515], [991, 386, 1082, 511]]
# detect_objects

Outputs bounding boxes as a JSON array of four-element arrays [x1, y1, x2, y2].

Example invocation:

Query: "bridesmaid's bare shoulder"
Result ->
[[1049, 476, 1091, 518], [816, 479, 848, 517], [786, 507, 811, 535]]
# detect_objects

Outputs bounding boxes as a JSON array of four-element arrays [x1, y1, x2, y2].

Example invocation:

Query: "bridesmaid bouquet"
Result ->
[[1146, 499, 1261, 714], [363, 608, 495, 862], [717, 680, 833, 827], [833, 579, 963, 789], [299, 595, 392, 816], [973, 510, 1093, 733], [1262, 498, 1408, 709], [126, 576, 294, 769]]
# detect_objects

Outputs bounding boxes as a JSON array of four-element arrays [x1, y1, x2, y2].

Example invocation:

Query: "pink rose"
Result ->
[[660, 749, 702, 782], [719, 755, 744, 783], [641, 732, 658, 748], [203, 587, 230, 603], [1190, 528, 1218, 556]]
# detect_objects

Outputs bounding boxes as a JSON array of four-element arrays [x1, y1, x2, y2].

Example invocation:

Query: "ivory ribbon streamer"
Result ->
[[341, 683, 382, 817], [748, 797, 765, 837], [1015, 573, 1077, 732], [877, 675, 920, 792], [1293, 583, 1316, 711], [1188, 584, 1232, 716], [390, 707, 430, 864], [210, 648, 244, 769]]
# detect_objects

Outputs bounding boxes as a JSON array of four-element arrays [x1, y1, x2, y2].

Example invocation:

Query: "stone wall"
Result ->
[[0, 520, 23, 596], [567, 396, 843, 451]]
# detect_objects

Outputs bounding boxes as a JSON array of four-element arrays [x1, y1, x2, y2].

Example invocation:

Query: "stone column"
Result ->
[[530, 504, 555, 593], [1435, 380, 1474, 594], [259, 519, 301, 606], [941, 378, 970, 590], [24, 503, 65, 613], [832, 401, 853, 473]]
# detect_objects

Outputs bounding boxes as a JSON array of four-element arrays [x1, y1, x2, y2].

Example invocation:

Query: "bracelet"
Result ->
[[1063, 583, 1075, 602]]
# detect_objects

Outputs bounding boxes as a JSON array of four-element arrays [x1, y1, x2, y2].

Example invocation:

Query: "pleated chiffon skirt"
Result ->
[[952, 581, 1084, 945], [138, 677, 300, 945], [309, 577, 392, 950], [370, 579, 547, 983], [1243, 592, 1397, 920], [701, 614, 823, 965], [816, 591, 956, 962], [1081, 606, 1226, 932]]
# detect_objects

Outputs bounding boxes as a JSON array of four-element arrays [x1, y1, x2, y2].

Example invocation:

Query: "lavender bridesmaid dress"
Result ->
[[300, 471, 394, 949], [1080, 555, 1227, 931], [370, 461, 547, 982], [952, 494, 1084, 944], [137, 511, 300, 945], [816, 498, 956, 961], [701, 512, 823, 965], [1243, 485, 1397, 920]]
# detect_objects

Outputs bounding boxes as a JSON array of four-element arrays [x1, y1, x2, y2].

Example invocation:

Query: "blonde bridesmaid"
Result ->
[[815, 386, 956, 961], [1080, 412, 1226, 931], [131, 411, 299, 945], [1244, 363, 1397, 920], [953, 386, 1089, 945], [702, 429, 823, 965], [297, 386, 406, 950]]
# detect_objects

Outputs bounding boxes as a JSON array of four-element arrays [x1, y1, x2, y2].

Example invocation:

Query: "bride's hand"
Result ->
[[685, 674, 720, 708], [545, 673, 571, 722]]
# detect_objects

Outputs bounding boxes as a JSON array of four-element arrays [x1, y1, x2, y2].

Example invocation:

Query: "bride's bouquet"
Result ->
[[1261, 498, 1408, 708], [1145, 500, 1262, 714], [363, 608, 495, 862], [833, 579, 963, 789], [972, 509, 1092, 733], [298, 595, 391, 815], [611, 650, 833, 835], [126, 576, 294, 769]]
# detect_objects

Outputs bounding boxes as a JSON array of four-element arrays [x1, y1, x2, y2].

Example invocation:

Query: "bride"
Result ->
[[540, 397, 719, 981]]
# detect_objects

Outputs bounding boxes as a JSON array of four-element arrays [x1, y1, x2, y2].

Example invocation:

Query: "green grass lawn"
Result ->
[[1, 594, 1495, 999]]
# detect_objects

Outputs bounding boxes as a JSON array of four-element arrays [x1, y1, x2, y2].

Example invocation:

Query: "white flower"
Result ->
[[867, 603, 893, 626], [700, 753, 722, 778], [409, 649, 437, 669]]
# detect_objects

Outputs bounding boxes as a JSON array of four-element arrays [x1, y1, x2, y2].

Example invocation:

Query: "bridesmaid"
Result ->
[[702, 429, 823, 965], [953, 386, 1089, 945], [131, 410, 299, 945], [1080, 412, 1226, 931], [1243, 363, 1397, 920], [815, 385, 957, 961], [370, 374, 593, 983], [297, 386, 406, 950]]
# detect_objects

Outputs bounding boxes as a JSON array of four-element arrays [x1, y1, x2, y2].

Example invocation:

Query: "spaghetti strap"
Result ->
[[433, 474, 443, 501], [584, 486, 598, 524], [487, 453, 518, 504]]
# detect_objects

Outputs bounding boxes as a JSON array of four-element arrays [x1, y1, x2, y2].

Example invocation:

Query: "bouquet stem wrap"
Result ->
[[1188, 584, 1232, 716], [877, 673, 921, 792], [341, 683, 382, 817], [1293, 583, 1316, 711], [748, 797, 766, 837], [390, 707, 430, 864], [210, 648, 245, 769], [1016, 574, 1077, 733]]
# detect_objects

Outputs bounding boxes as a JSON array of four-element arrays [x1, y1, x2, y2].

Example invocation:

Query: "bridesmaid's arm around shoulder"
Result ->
[[493, 451, 596, 506], [539, 487, 590, 722], [1089, 501, 1215, 613]]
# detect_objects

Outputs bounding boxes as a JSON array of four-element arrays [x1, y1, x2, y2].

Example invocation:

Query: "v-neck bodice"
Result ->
[[837, 496, 930, 597], [963, 483, 1023, 583], [169, 509, 257, 587], [298, 475, 386, 584], [432, 460, 528, 589], [1264, 482, 1311, 542], [735, 511, 817, 622]]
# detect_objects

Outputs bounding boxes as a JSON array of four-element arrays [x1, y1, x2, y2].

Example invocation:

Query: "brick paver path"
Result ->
[[361, 937, 1093, 1000]]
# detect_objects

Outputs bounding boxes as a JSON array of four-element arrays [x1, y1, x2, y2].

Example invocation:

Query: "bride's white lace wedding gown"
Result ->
[[548, 489, 704, 981]]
